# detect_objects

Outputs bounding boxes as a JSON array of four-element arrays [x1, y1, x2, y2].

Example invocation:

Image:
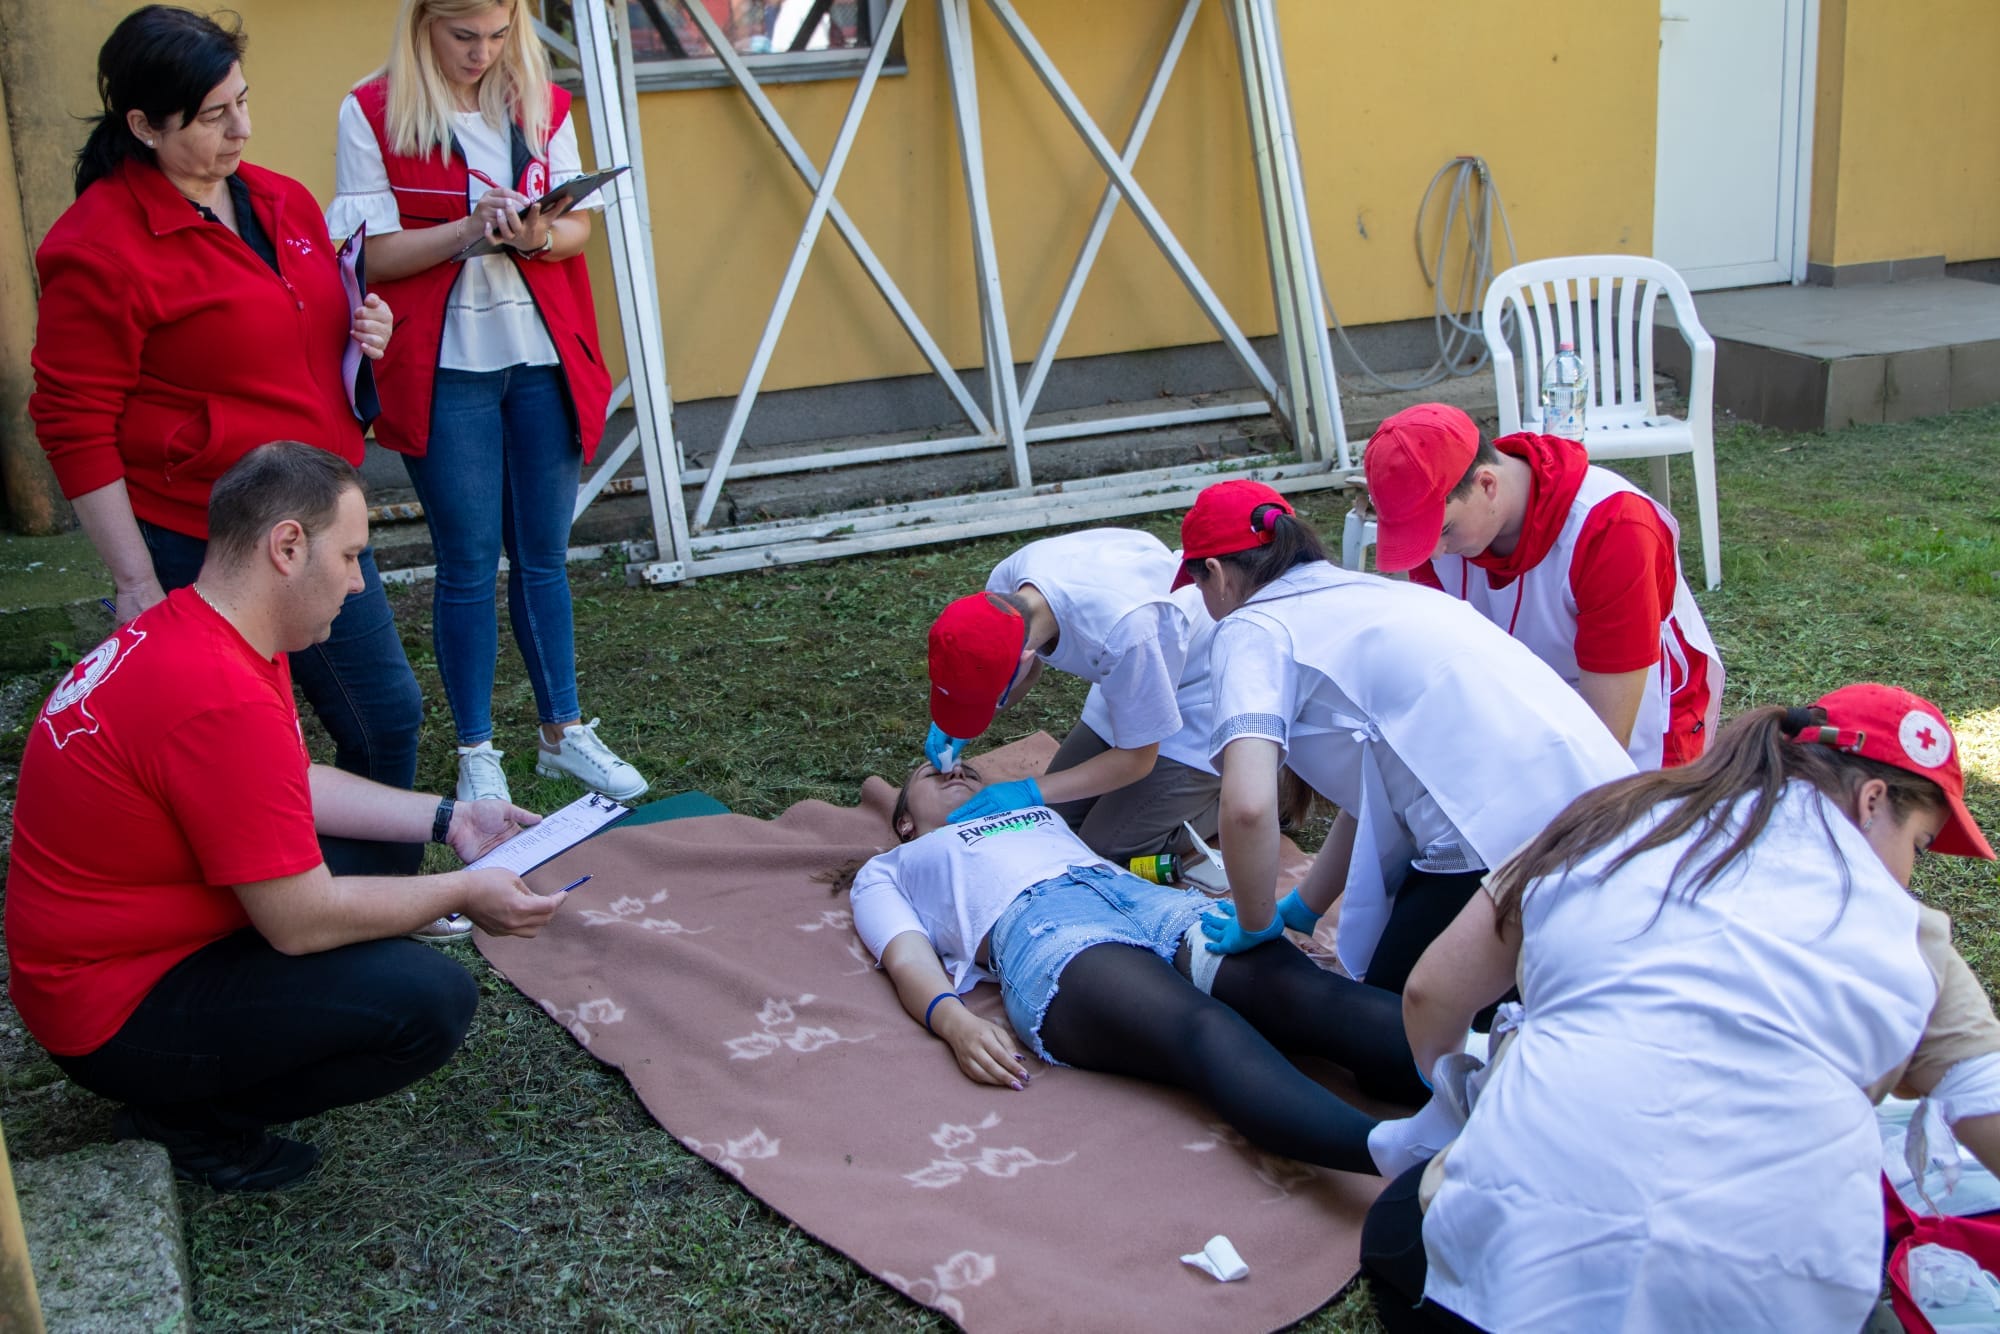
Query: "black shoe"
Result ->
[[113, 1107, 321, 1193]]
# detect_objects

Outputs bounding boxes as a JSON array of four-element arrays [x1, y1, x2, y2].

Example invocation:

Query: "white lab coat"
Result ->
[[1422, 781, 1938, 1333], [1207, 562, 1635, 978]]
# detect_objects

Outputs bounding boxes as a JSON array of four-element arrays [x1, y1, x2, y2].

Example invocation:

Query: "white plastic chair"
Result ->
[[1481, 256, 1720, 590]]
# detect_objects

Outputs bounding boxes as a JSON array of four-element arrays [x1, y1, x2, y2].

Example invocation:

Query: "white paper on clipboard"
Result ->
[[468, 791, 630, 877]]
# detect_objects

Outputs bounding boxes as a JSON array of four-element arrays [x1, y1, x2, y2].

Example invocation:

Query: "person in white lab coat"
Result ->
[[923, 529, 1220, 862], [1363, 684, 2000, 1334], [1175, 480, 1633, 992]]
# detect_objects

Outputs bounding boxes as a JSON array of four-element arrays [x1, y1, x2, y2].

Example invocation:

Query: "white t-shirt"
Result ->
[[327, 93, 595, 373], [985, 530, 1210, 755], [850, 808, 1114, 994]]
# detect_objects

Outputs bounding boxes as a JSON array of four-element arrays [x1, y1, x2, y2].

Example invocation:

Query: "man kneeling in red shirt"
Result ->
[[6, 442, 560, 1191], [1363, 404, 1723, 769]]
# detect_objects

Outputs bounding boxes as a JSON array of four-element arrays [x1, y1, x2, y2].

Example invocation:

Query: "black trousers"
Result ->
[[54, 929, 477, 1135], [1360, 1163, 1488, 1333], [1362, 867, 1489, 995]]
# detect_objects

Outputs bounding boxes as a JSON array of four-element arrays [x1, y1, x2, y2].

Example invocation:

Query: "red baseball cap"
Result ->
[[1800, 683, 1994, 859], [1363, 403, 1481, 573], [1171, 480, 1295, 589], [927, 593, 1028, 739]]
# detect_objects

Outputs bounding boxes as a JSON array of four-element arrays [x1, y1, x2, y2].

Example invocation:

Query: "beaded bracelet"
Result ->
[[923, 991, 959, 1034]]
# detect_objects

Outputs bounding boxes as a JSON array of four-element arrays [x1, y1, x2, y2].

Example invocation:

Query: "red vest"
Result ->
[[353, 77, 610, 460]]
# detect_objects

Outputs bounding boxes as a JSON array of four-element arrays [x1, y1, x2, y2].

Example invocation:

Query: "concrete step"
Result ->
[[1659, 277, 2000, 432], [15, 1140, 191, 1334]]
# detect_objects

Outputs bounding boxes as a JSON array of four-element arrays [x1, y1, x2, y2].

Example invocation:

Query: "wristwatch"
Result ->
[[527, 230, 555, 259], [431, 797, 455, 845]]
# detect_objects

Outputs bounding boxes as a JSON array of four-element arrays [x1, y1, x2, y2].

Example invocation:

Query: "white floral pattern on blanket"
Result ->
[[880, 1250, 997, 1323], [724, 994, 875, 1062], [1182, 1120, 1324, 1201], [538, 995, 627, 1046], [903, 1111, 1076, 1189], [576, 887, 711, 936], [680, 1127, 781, 1181]]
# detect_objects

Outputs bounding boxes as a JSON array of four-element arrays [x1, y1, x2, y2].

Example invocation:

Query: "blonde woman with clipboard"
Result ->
[[331, 0, 646, 831]]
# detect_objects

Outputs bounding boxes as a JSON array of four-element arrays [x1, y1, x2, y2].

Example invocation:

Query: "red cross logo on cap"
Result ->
[[1898, 709, 1951, 769]]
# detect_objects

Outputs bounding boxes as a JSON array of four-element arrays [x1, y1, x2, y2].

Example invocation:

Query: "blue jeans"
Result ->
[[404, 365, 582, 744], [139, 521, 425, 876], [52, 929, 476, 1134]]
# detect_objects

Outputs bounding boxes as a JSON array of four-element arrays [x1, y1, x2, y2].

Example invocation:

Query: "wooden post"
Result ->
[[0, 1123, 44, 1334], [0, 53, 68, 536]]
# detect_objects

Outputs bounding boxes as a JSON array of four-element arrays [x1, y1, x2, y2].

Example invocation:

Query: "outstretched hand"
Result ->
[[447, 798, 543, 864], [948, 777, 1043, 823]]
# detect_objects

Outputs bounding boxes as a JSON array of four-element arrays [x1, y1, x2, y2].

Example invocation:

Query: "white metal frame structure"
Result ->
[[550, 0, 1355, 584]]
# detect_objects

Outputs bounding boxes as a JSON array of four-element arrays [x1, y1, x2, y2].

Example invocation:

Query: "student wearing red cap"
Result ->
[[1364, 685, 2000, 1334], [1175, 480, 1634, 987], [1363, 403, 1721, 770], [924, 529, 1221, 862]]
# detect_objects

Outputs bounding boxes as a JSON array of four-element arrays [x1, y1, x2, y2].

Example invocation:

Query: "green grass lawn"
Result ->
[[3, 404, 1998, 1331]]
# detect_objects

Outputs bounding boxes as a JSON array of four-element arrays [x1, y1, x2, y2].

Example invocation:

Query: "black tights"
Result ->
[[1036, 939, 1425, 1176]]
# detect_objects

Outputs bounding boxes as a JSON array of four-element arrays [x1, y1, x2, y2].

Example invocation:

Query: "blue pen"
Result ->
[[559, 875, 592, 894], [100, 598, 117, 615]]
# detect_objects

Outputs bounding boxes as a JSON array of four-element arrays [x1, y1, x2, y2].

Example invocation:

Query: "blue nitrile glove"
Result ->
[[948, 777, 1043, 823], [1275, 888, 1323, 933], [1200, 904, 1289, 955], [1205, 889, 1322, 935], [925, 722, 970, 772]]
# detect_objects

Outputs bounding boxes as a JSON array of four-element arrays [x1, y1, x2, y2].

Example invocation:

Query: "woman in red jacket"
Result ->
[[330, 0, 645, 808], [31, 5, 430, 889]]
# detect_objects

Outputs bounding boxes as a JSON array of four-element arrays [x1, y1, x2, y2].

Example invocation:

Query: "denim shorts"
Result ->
[[987, 863, 1207, 1064]]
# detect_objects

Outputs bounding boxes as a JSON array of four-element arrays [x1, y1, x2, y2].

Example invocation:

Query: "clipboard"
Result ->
[[337, 224, 381, 425], [451, 164, 631, 261]]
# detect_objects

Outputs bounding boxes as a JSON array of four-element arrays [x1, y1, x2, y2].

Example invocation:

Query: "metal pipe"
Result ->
[[939, 0, 1031, 488], [1019, 0, 1202, 419], [690, 0, 913, 530], [677, 0, 993, 439], [981, 0, 1280, 406]]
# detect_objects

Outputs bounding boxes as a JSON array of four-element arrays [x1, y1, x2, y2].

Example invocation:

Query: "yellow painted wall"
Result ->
[[1810, 0, 2000, 268], [15, 1, 1657, 403]]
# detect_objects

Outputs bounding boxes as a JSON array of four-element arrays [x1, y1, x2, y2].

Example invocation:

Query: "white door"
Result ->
[[1652, 0, 1816, 290]]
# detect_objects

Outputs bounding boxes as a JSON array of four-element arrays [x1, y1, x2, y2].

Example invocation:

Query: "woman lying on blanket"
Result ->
[[833, 761, 1450, 1179]]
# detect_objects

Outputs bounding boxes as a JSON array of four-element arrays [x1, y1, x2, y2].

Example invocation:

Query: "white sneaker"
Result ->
[[409, 915, 473, 945], [535, 718, 648, 801], [456, 742, 510, 803]]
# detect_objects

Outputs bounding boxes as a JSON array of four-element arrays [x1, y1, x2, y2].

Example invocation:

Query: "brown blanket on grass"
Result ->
[[479, 735, 1387, 1332]]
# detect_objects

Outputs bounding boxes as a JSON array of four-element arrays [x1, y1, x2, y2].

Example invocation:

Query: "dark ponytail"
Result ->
[[75, 6, 246, 197], [1486, 704, 1948, 930], [1179, 512, 1329, 593]]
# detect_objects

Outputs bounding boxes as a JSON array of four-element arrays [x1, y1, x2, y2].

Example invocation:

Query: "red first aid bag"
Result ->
[[1884, 1173, 2000, 1332]]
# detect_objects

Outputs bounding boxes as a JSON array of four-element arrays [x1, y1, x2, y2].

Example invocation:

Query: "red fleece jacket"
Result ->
[[30, 158, 364, 539]]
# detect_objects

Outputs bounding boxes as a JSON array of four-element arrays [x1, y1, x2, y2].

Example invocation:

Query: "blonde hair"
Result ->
[[368, 0, 551, 161]]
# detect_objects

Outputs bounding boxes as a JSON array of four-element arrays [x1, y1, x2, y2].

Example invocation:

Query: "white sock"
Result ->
[[1366, 1092, 1465, 1178]]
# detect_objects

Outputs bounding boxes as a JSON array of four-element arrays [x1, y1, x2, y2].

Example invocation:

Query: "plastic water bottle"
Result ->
[[1540, 341, 1589, 440]]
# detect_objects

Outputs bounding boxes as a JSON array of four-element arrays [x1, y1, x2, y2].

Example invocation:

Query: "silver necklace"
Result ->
[[189, 582, 225, 617]]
